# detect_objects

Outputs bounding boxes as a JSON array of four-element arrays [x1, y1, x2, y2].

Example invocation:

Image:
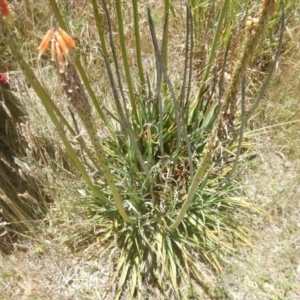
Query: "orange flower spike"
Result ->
[[57, 28, 76, 48], [38, 29, 52, 56], [55, 31, 69, 55]]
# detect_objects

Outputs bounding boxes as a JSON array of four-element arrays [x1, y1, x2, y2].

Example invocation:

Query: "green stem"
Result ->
[[132, 0, 145, 89], [194, 0, 230, 111], [92, 139, 134, 223], [0, 17, 109, 204], [48, 0, 67, 31], [162, 0, 169, 95], [169, 150, 212, 230], [115, 0, 138, 121], [91, 0, 109, 59]]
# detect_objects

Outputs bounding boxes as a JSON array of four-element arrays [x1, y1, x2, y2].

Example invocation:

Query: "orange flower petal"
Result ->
[[57, 28, 76, 48], [55, 31, 69, 55], [38, 29, 52, 55], [55, 41, 65, 65], [51, 38, 56, 62]]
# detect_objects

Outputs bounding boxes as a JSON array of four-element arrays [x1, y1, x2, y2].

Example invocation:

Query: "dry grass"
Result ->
[[1, 0, 300, 299]]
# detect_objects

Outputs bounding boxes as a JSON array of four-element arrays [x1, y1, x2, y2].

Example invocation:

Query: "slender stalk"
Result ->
[[148, 8, 164, 158], [148, 9, 181, 150], [169, 149, 213, 230], [246, 3, 285, 124], [228, 76, 246, 179], [162, 0, 169, 69], [162, 0, 170, 95], [132, 0, 145, 88], [193, 0, 230, 112], [101, 0, 129, 120], [115, 0, 138, 121], [181, 5, 193, 175], [48, 0, 67, 31], [91, 0, 109, 59], [0, 17, 109, 204]]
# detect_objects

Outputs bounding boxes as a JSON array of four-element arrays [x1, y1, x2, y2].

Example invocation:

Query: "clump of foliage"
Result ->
[[0, 0, 284, 298]]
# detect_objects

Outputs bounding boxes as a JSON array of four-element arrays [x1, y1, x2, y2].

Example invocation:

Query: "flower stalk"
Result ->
[[115, 0, 138, 121], [48, 0, 111, 131], [42, 28, 134, 224]]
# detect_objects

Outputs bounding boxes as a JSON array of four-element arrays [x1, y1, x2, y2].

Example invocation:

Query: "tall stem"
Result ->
[[168, 150, 212, 230], [162, 0, 170, 95], [115, 0, 138, 121], [132, 0, 145, 89], [193, 0, 230, 114], [91, 0, 109, 59]]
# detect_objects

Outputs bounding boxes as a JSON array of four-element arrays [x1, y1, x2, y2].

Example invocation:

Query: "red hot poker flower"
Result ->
[[0, 73, 9, 86], [38, 28, 76, 58], [0, 0, 13, 24], [0, 0, 9, 17]]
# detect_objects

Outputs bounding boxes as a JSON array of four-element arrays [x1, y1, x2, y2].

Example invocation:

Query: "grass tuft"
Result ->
[[0, 0, 294, 298]]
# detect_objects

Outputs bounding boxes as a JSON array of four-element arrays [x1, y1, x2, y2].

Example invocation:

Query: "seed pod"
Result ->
[[57, 28, 76, 48], [55, 31, 69, 55], [38, 29, 52, 55]]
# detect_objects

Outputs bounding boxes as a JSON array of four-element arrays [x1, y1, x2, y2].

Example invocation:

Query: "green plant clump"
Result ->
[[0, 0, 284, 298]]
